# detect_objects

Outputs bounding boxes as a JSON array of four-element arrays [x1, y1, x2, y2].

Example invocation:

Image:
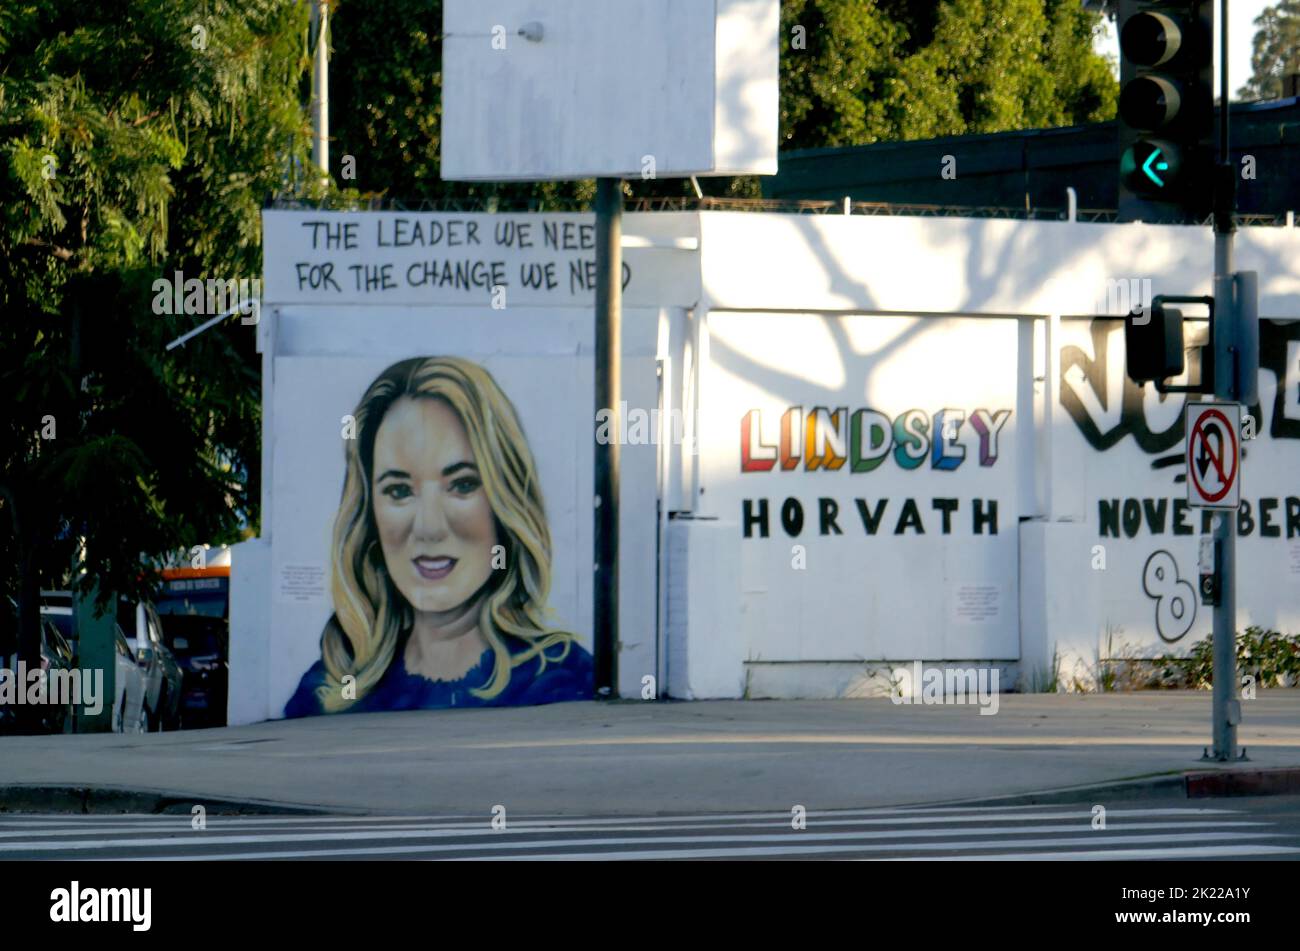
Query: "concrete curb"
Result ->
[[1185, 767, 1300, 798], [917, 766, 1300, 808], [0, 785, 350, 816], [2, 768, 1299, 816]]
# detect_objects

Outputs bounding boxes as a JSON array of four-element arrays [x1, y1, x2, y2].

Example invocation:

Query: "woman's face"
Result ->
[[371, 396, 499, 615]]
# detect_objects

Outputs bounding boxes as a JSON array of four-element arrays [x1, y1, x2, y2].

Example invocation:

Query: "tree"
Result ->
[[1238, 0, 1300, 101], [779, 1, 904, 148], [784, 0, 1116, 145], [0, 0, 312, 696]]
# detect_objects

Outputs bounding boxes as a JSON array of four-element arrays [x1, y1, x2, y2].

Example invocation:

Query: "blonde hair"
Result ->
[[315, 357, 575, 712]]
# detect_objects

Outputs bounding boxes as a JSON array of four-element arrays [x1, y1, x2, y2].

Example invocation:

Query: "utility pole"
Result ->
[[593, 178, 622, 699], [310, 0, 330, 182]]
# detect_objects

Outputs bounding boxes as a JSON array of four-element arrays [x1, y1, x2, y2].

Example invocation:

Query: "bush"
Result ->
[[1150, 627, 1300, 690]]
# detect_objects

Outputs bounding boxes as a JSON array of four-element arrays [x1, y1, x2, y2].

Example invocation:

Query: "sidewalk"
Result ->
[[2, 691, 1299, 815]]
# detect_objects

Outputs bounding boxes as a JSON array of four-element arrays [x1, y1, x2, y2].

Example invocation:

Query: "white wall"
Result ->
[[247, 211, 677, 719], [1044, 313, 1300, 686], [674, 212, 1300, 698], [666, 517, 744, 699], [700, 312, 1021, 667], [226, 538, 271, 726], [696, 213, 1300, 317], [261, 210, 701, 311], [249, 208, 1300, 711]]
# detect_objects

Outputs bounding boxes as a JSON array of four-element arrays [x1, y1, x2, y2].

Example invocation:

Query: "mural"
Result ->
[[737, 404, 1012, 538], [1059, 317, 1300, 647], [284, 356, 592, 716], [703, 312, 1022, 662], [1061, 318, 1300, 454], [1141, 550, 1198, 643]]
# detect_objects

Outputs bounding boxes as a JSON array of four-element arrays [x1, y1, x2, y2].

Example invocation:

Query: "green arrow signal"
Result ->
[[1141, 148, 1170, 187]]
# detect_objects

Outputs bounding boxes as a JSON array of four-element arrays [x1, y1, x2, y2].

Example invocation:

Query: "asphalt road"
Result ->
[[3, 796, 1299, 860]]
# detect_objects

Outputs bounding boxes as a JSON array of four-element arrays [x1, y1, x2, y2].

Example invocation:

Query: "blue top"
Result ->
[[284, 632, 593, 718]]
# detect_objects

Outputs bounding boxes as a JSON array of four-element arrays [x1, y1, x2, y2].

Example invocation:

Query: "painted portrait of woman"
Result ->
[[284, 356, 592, 717]]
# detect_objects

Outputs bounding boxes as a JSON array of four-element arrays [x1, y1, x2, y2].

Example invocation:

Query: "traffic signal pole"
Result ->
[[1208, 0, 1239, 761], [1117, 0, 1253, 760]]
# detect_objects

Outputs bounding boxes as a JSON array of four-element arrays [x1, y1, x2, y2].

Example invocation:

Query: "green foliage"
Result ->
[[1075, 626, 1299, 693], [1124, 628, 1300, 690], [1021, 647, 1061, 693], [1095, 622, 1151, 692], [1238, 0, 1300, 101], [780, 1, 904, 148], [1098, 624, 1121, 692], [0, 0, 312, 630], [795, 0, 1116, 144], [1155, 627, 1300, 690]]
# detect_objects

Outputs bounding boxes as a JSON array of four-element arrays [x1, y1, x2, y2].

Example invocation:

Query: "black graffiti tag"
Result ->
[[1061, 318, 1300, 454], [1060, 319, 1185, 454], [1142, 550, 1197, 644]]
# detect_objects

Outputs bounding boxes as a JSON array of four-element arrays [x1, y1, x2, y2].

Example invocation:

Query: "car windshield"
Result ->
[[44, 612, 74, 642], [114, 626, 134, 657], [44, 623, 71, 658], [0, 602, 16, 658], [156, 596, 226, 619]]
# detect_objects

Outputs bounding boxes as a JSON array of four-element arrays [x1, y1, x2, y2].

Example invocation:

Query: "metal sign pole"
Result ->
[[1208, 0, 1239, 760], [593, 178, 622, 699], [1209, 253, 1238, 761], [310, 0, 329, 183]]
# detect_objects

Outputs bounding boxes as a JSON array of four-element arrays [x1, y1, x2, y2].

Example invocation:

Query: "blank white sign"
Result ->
[[441, 0, 778, 180]]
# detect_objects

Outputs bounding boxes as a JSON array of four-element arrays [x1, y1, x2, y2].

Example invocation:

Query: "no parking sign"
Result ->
[[1185, 402, 1241, 510]]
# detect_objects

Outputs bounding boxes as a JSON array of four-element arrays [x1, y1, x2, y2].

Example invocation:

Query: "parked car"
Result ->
[[39, 590, 78, 663], [39, 595, 154, 734], [159, 614, 228, 728], [117, 598, 183, 731], [3, 597, 77, 734], [109, 622, 152, 734]]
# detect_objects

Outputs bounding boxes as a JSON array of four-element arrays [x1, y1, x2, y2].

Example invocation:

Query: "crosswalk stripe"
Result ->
[[882, 844, 1300, 861], [0, 813, 1262, 841], [0, 803, 1240, 828], [0, 805, 1240, 835], [0, 820, 1272, 854], [481, 838, 1300, 862], [94, 831, 1288, 862], [4, 801, 1291, 862]]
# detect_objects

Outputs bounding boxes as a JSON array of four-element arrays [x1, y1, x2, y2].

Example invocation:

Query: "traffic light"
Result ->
[[1124, 298, 1185, 383], [1116, 1, 1215, 223], [1125, 294, 1213, 393]]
